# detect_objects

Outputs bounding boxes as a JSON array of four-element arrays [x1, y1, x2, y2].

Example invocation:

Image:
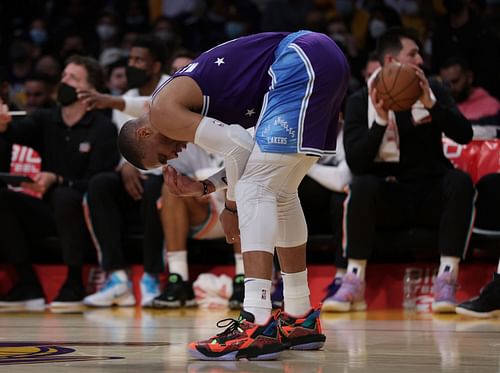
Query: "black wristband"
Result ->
[[225, 202, 237, 214], [201, 180, 209, 195]]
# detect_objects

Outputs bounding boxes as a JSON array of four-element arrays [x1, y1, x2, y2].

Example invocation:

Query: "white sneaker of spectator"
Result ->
[[83, 270, 135, 307], [140, 272, 161, 307]]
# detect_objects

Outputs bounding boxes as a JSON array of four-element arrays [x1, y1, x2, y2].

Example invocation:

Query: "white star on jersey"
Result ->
[[245, 108, 256, 117], [214, 57, 225, 66]]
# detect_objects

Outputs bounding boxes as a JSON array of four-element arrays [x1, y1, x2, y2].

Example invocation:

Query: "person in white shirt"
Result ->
[[80, 35, 171, 308]]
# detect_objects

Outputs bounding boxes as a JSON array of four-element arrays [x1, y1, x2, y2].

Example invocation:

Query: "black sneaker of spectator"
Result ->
[[50, 282, 86, 308], [228, 274, 244, 310], [0, 282, 45, 308], [153, 273, 196, 308], [456, 272, 500, 318]]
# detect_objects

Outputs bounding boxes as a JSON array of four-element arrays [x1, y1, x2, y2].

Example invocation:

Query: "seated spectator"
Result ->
[[0, 67, 19, 178], [440, 56, 500, 138], [432, 0, 500, 99], [153, 144, 244, 310], [24, 73, 57, 113], [0, 55, 119, 308], [300, 125, 351, 311], [35, 54, 61, 85], [329, 27, 474, 313], [456, 173, 500, 318], [105, 57, 128, 96], [81, 36, 169, 308], [303, 55, 379, 312], [168, 49, 198, 75]]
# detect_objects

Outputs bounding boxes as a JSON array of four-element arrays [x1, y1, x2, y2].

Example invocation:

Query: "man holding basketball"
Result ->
[[323, 27, 474, 314], [117, 31, 350, 360]]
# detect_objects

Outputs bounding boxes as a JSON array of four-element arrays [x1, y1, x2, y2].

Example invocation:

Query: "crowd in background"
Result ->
[[0, 0, 499, 314], [1, 0, 499, 108]]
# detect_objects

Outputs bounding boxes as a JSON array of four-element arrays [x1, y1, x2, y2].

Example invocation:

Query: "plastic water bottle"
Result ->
[[403, 268, 422, 310]]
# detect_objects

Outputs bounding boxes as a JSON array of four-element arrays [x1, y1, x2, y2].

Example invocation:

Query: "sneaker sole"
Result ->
[[0, 298, 45, 308], [322, 300, 366, 312], [153, 299, 197, 308], [84, 294, 136, 307], [188, 348, 282, 361], [432, 302, 456, 313], [50, 301, 84, 308], [140, 294, 161, 308], [455, 307, 500, 318]]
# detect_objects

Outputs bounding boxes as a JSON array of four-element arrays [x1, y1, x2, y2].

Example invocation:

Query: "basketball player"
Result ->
[[118, 30, 350, 360], [326, 27, 474, 313]]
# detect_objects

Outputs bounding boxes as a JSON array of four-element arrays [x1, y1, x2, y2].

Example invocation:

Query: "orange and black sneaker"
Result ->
[[278, 306, 326, 350], [188, 310, 286, 360]]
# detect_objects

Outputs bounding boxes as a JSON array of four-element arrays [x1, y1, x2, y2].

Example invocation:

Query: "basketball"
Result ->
[[373, 62, 422, 112]]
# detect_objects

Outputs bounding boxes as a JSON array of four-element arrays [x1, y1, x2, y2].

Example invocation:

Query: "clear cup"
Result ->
[[403, 267, 422, 310]]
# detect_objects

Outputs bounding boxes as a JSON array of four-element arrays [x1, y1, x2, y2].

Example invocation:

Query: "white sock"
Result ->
[[243, 278, 272, 324], [347, 259, 367, 281], [282, 270, 311, 317], [438, 256, 460, 279], [111, 269, 128, 282], [335, 268, 346, 279], [497, 259, 500, 275], [234, 253, 244, 276], [167, 250, 189, 280]]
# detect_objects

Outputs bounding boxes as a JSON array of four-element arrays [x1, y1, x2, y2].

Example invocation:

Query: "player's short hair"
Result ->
[[376, 27, 421, 64], [117, 118, 147, 170]]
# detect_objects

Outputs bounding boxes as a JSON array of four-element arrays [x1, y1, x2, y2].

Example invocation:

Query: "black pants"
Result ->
[[86, 172, 164, 274], [475, 173, 500, 231], [0, 187, 91, 266], [298, 176, 347, 269], [0, 138, 11, 170], [345, 169, 475, 260]]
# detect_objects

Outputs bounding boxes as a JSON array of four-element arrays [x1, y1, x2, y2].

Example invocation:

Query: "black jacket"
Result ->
[[343, 78, 473, 181], [3, 108, 119, 192]]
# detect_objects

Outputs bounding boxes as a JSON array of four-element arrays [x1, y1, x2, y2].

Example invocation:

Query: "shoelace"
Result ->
[[215, 318, 244, 340]]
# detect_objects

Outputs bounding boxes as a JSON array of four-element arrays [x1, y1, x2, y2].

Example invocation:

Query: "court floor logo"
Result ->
[[0, 342, 123, 365]]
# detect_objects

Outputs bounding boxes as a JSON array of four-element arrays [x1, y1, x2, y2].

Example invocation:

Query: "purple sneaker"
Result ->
[[322, 273, 366, 312], [432, 272, 458, 313]]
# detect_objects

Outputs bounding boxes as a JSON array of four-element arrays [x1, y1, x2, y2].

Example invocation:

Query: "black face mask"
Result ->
[[57, 82, 78, 106], [126, 66, 149, 89], [455, 86, 471, 103]]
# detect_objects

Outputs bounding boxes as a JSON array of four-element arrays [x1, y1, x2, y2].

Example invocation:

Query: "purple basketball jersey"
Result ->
[[172, 32, 289, 129]]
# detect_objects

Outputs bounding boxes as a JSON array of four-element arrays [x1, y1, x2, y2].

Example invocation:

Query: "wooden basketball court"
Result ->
[[1, 307, 499, 372]]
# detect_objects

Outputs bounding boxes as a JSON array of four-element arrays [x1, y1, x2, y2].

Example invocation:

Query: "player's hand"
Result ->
[[163, 165, 206, 197], [219, 203, 240, 244], [23, 172, 57, 195], [412, 65, 435, 109], [0, 100, 12, 132], [120, 163, 146, 200], [78, 89, 121, 111], [369, 85, 389, 122]]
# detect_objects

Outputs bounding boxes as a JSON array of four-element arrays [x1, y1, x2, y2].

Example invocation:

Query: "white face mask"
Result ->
[[369, 19, 387, 39]]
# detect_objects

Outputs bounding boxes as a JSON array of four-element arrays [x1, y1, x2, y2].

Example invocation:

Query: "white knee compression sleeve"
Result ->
[[194, 117, 254, 200]]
